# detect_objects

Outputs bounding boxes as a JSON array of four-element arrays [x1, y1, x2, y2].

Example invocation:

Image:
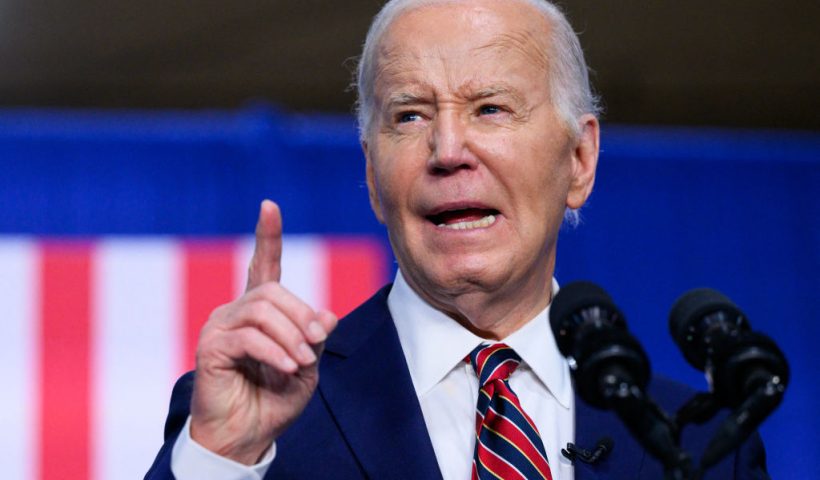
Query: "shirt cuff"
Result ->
[[171, 415, 276, 480]]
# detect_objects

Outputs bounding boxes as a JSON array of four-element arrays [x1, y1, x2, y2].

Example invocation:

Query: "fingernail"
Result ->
[[307, 321, 327, 343], [298, 343, 317, 364], [281, 356, 298, 372]]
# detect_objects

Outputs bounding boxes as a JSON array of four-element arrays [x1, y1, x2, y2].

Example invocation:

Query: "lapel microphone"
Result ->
[[561, 437, 614, 465]]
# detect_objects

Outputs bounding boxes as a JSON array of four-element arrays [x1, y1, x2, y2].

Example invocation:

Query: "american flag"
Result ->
[[0, 235, 387, 479]]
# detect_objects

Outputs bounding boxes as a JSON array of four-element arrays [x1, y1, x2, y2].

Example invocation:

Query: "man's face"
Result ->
[[364, 0, 598, 320]]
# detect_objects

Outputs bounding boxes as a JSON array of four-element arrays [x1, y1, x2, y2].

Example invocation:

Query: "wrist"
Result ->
[[190, 417, 273, 465]]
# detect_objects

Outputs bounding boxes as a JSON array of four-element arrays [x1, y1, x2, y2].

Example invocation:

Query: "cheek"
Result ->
[[472, 132, 515, 161], [507, 150, 573, 218], [372, 140, 427, 211], [373, 163, 403, 211], [370, 168, 416, 237]]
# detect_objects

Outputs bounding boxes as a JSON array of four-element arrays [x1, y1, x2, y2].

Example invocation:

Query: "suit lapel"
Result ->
[[314, 285, 651, 480], [318, 286, 443, 480], [573, 395, 645, 480]]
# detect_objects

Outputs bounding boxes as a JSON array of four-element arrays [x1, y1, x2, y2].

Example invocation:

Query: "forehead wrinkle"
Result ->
[[373, 46, 443, 103], [473, 30, 550, 74], [373, 46, 415, 92]]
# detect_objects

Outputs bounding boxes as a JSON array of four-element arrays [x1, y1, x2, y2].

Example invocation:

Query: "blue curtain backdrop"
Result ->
[[1, 106, 818, 478]]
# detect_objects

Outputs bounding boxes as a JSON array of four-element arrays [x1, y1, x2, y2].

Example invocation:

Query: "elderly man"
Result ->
[[147, 0, 767, 479]]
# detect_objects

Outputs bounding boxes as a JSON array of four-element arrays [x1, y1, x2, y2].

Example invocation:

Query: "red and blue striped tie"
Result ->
[[469, 343, 553, 480]]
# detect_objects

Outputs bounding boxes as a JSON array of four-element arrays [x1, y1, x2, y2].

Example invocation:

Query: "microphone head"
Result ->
[[550, 281, 625, 357], [670, 288, 789, 407], [550, 281, 649, 408], [573, 326, 651, 407], [668, 288, 749, 371]]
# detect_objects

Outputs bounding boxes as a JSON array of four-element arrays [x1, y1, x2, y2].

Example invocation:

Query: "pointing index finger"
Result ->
[[247, 199, 283, 291]]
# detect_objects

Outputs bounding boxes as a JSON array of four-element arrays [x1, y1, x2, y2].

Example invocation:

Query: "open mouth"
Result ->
[[426, 208, 500, 230]]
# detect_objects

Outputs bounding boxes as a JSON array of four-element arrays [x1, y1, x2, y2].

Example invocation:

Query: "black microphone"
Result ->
[[550, 282, 692, 475], [549, 281, 649, 408], [669, 288, 789, 469], [561, 437, 614, 464]]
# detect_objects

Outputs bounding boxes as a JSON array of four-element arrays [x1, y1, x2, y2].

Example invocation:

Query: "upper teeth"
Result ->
[[438, 214, 496, 230]]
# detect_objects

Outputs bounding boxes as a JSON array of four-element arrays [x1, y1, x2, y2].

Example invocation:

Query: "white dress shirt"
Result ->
[[172, 270, 575, 480], [389, 271, 575, 480], [172, 416, 274, 480]]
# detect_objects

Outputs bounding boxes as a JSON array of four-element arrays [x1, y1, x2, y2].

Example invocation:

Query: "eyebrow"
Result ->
[[471, 85, 520, 101], [468, 84, 527, 108], [385, 92, 429, 110], [383, 83, 526, 111]]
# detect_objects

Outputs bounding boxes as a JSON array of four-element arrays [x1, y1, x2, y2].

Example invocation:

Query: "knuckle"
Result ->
[[242, 301, 269, 321], [249, 280, 278, 300], [233, 328, 253, 348], [208, 303, 230, 321], [194, 331, 220, 365], [295, 305, 316, 326], [280, 323, 305, 348], [200, 304, 234, 335], [264, 280, 282, 295]]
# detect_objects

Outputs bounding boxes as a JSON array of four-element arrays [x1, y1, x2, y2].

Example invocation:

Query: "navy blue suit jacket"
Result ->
[[146, 285, 768, 479]]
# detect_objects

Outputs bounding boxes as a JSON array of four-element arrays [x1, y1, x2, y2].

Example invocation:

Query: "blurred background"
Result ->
[[0, 1, 817, 479], [1, 1, 818, 127]]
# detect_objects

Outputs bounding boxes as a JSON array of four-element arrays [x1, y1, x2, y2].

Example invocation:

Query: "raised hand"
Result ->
[[189, 200, 338, 464]]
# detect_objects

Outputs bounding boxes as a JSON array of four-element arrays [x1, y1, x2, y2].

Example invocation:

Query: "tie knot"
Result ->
[[468, 343, 521, 386]]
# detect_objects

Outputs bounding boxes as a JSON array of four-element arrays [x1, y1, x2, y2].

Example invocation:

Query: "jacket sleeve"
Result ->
[[143, 371, 196, 480]]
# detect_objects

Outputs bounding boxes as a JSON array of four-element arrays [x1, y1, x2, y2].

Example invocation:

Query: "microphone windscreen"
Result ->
[[668, 287, 744, 369], [549, 281, 619, 357], [549, 281, 623, 357], [550, 281, 617, 325]]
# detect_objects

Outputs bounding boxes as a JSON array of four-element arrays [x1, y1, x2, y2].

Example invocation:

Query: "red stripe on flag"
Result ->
[[181, 241, 236, 373], [39, 243, 92, 480], [326, 238, 387, 318]]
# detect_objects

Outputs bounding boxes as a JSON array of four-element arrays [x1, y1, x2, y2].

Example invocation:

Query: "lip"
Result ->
[[424, 201, 499, 217]]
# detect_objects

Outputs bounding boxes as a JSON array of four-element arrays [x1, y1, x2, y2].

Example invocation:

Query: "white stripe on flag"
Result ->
[[0, 239, 38, 480], [281, 236, 327, 310], [233, 236, 253, 298], [92, 239, 182, 480], [233, 235, 327, 310]]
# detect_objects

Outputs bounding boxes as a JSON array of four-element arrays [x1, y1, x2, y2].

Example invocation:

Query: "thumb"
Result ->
[[309, 309, 339, 358], [246, 199, 283, 291]]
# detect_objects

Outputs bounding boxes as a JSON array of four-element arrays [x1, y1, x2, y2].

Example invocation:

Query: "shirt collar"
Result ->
[[388, 270, 572, 409]]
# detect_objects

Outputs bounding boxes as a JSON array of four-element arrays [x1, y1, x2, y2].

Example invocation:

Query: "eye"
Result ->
[[397, 111, 422, 123], [478, 104, 503, 116]]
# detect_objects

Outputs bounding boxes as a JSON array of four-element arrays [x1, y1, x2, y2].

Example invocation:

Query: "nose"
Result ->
[[427, 111, 478, 175]]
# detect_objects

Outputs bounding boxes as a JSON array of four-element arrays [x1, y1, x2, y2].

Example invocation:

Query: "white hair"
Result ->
[[354, 0, 601, 226]]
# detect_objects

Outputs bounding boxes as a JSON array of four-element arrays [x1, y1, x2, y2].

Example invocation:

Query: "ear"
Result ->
[[363, 140, 385, 224], [566, 114, 600, 210]]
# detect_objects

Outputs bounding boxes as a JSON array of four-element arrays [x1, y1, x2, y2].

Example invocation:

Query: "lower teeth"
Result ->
[[438, 214, 496, 230]]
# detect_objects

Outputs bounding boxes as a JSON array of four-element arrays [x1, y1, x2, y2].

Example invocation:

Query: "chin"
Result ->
[[424, 253, 507, 294]]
